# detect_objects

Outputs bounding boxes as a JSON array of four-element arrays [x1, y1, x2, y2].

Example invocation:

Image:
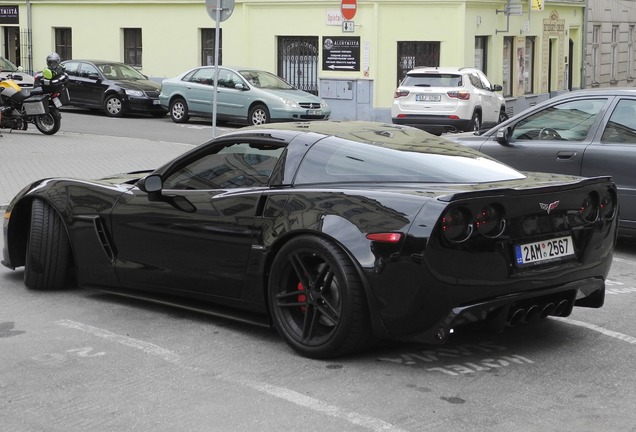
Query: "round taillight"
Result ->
[[579, 194, 598, 223], [599, 189, 617, 220], [441, 207, 472, 242], [475, 204, 506, 237]]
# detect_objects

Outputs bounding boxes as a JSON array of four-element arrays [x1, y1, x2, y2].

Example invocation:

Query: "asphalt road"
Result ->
[[2, 111, 636, 432]]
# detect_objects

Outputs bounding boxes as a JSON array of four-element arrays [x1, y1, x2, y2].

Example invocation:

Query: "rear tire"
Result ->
[[470, 112, 481, 132], [169, 98, 190, 123], [498, 108, 509, 124], [268, 235, 375, 358], [24, 199, 70, 290], [34, 108, 61, 135]]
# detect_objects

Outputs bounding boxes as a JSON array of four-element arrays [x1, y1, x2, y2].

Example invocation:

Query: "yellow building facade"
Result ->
[[0, 0, 585, 120]]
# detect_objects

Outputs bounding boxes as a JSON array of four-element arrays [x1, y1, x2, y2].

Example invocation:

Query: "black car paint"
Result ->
[[60, 60, 167, 116], [2, 122, 617, 347]]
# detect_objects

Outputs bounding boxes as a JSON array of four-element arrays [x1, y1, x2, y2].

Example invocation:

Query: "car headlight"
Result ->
[[320, 100, 328, 109], [281, 97, 301, 108], [125, 89, 144, 97]]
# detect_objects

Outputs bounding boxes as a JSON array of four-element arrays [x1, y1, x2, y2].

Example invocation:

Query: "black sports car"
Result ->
[[2, 121, 618, 358]]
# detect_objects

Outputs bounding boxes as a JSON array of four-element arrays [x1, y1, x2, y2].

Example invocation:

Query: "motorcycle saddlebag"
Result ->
[[22, 94, 50, 116]]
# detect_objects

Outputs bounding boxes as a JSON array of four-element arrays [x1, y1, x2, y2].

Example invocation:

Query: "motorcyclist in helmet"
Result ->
[[40, 52, 68, 90], [42, 52, 63, 80]]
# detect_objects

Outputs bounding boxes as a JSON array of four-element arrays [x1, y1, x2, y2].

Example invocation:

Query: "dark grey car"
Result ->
[[447, 88, 636, 234]]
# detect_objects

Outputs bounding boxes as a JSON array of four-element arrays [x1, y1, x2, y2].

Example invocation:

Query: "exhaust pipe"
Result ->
[[540, 303, 556, 319], [553, 300, 569, 317], [508, 308, 525, 327], [523, 305, 540, 323]]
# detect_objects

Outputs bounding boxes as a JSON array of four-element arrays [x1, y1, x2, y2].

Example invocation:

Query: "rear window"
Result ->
[[401, 73, 462, 88], [295, 138, 525, 185]]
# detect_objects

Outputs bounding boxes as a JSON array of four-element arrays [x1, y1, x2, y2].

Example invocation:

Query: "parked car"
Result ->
[[0, 57, 35, 92], [392, 66, 507, 135], [2, 121, 616, 359], [59, 60, 167, 117], [159, 66, 330, 125], [447, 88, 636, 235]]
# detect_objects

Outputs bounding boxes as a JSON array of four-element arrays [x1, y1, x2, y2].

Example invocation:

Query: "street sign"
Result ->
[[342, 21, 354, 33], [205, 0, 235, 22], [341, 0, 357, 20]]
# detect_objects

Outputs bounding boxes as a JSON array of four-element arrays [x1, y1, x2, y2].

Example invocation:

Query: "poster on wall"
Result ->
[[322, 36, 360, 71]]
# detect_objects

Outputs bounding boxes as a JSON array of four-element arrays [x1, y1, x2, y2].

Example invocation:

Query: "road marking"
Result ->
[[55, 319, 407, 432], [553, 317, 636, 345]]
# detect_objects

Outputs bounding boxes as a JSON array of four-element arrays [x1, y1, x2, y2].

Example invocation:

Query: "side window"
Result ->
[[478, 71, 493, 90], [163, 142, 285, 190], [63, 61, 80, 76], [602, 99, 636, 144], [80, 63, 99, 78], [511, 98, 608, 141], [190, 68, 216, 85], [218, 70, 243, 89], [468, 73, 483, 89]]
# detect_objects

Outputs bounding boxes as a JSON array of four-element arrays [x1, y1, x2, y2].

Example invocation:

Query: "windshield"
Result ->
[[0, 57, 18, 72], [239, 70, 293, 90], [96, 63, 147, 80]]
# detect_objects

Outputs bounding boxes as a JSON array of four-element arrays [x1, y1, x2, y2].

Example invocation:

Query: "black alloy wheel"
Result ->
[[24, 199, 71, 290], [268, 235, 374, 359]]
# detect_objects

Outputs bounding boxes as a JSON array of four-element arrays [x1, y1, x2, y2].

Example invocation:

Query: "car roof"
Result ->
[[61, 60, 127, 66], [406, 66, 479, 75], [550, 87, 636, 99]]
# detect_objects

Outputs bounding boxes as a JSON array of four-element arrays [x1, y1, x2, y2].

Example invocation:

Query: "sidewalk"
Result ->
[[0, 129, 194, 207]]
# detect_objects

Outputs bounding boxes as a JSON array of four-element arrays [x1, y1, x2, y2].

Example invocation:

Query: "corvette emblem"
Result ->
[[539, 200, 560, 214]]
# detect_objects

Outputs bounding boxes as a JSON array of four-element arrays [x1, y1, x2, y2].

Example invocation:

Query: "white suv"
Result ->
[[392, 67, 507, 135]]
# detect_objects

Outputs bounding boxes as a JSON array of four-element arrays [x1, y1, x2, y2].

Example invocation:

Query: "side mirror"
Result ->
[[496, 126, 512, 145], [492, 84, 503, 92], [138, 173, 163, 194], [17, 66, 24, 72], [235, 83, 247, 90], [88, 73, 101, 81]]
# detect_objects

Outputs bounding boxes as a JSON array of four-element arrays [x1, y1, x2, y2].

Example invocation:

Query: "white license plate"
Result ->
[[415, 94, 441, 102], [307, 109, 321, 115], [52, 97, 62, 108], [152, 99, 161, 105], [514, 236, 574, 266]]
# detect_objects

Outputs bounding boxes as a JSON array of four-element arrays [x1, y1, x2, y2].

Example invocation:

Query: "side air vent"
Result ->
[[93, 217, 115, 262]]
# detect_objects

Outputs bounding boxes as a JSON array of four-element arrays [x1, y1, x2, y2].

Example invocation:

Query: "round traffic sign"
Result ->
[[341, 0, 357, 20], [205, 0, 235, 22]]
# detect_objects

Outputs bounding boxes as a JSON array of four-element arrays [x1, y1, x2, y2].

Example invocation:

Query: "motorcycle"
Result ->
[[0, 72, 68, 135]]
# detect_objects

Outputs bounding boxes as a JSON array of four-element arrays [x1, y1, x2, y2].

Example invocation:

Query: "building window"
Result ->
[[396, 41, 440, 85], [629, 25, 634, 80], [124, 28, 142, 67], [502, 37, 513, 97], [592, 25, 600, 84], [54, 28, 72, 61], [201, 28, 222, 66], [611, 25, 619, 82], [278, 36, 319, 95], [524, 37, 535, 94], [474, 36, 488, 75]]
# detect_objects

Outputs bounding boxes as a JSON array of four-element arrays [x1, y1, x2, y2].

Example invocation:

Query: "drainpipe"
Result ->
[[26, 0, 33, 74], [581, 0, 588, 89]]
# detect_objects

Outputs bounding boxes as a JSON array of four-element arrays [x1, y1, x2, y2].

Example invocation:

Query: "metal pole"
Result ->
[[212, 0, 221, 138]]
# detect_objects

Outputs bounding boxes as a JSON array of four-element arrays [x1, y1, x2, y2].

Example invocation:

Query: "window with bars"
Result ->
[[629, 26, 635, 80], [524, 37, 535, 94], [502, 37, 513, 97], [124, 28, 142, 67], [592, 25, 600, 84], [396, 41, 440, 85], [54, 28, 72, 61], [611, 25, 619, 82], [277, 36, 319, 95], [201, 28, 222, 66]]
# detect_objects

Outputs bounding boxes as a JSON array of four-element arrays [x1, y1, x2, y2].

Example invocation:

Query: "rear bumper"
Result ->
[[392, 115, 471, 134]]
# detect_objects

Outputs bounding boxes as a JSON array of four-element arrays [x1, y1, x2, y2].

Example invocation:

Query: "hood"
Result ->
[[111, 79, 161, 92], [0, 71, 35, 86], [99, 170, 152, 185], [258, 88, 324, 103]]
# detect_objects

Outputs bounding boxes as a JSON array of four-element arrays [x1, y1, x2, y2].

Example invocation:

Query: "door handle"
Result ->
[[556, 151, 576, 160]]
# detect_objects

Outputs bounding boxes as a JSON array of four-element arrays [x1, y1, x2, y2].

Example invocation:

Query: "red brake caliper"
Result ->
[[297, 282, 307, 312]]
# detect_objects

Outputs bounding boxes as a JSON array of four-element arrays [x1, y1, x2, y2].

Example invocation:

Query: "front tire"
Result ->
[[248, 104, 270, 125], [104, 94, 125, 117], [34, 108, 61, 135], [169, 98, 190, 123], [24, 199, 71, 290], [268, 235, 374, 359]]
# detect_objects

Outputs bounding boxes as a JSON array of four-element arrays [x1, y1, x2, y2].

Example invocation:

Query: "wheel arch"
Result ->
[[5, 196, 75, 270], [261, 227, 390, 339]]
